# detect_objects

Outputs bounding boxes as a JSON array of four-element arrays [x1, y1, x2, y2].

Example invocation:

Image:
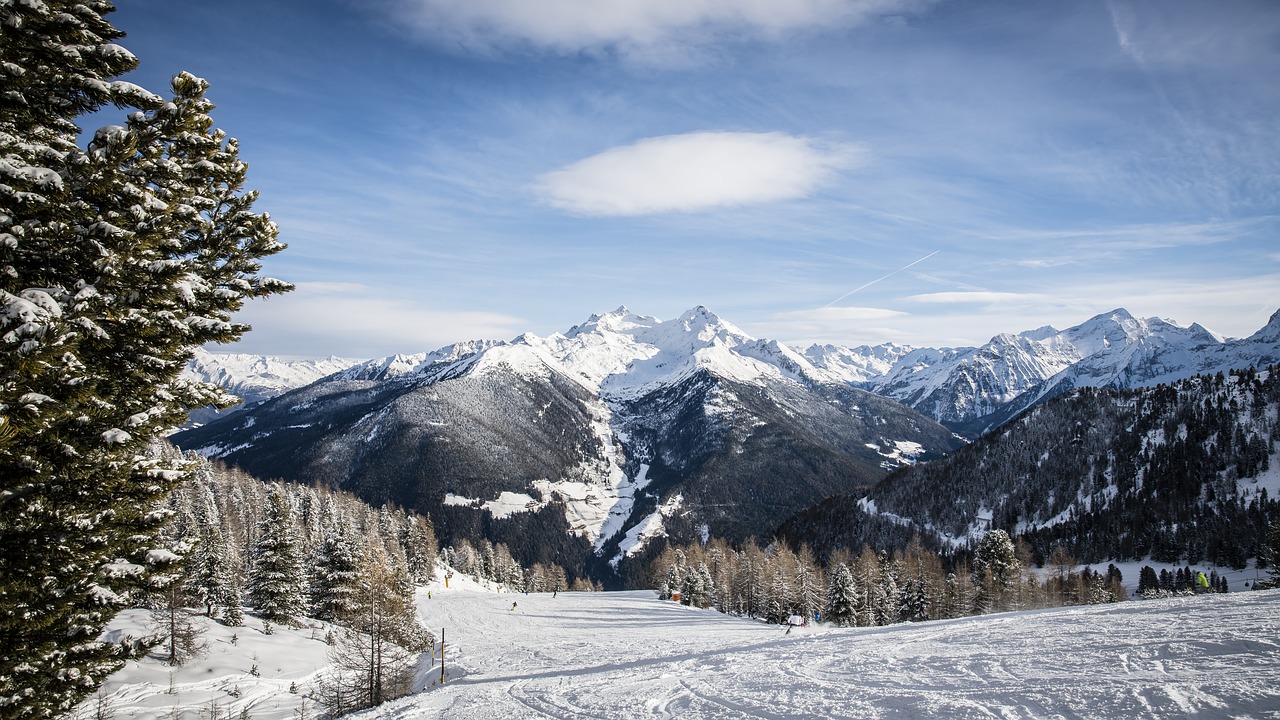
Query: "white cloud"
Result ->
[[904, 291, 1055, 305], [220, 283, 526, 358], [387, 0, 930, 55], [536, 132, 857, 216], [743, 306, 909, 346]]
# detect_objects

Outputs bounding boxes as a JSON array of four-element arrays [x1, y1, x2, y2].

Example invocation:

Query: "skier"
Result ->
[[511, 601, 518, 611]]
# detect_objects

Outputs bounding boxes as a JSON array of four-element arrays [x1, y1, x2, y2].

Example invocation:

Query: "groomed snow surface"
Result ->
[[87, 573, 1280, 719]]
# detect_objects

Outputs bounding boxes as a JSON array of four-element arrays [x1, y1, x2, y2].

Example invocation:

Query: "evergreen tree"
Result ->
[[825, 563, 857, 627], [793, 547, 824, 622], [310, 529, 362, 623], [972, 530, 1021, 613], [874, 551, 898, 626], [149, 578, 206, 667], [245, 491, 304, 623], [221, 578, 245, 628], [694, 563, 716, 609], [1137, 566, 1160, 596], [187, 525, 235, 619], [1264, 518, 1280, 588], [664, 549, 687, 601], [0, 2, 288, 713], [852, 547, 881, 627], [1087, 572, 1114, 604], [403, 514, 438, 585]]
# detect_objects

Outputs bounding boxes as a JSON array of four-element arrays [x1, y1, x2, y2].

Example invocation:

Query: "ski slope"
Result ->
[[86, 581, 1280, 719], [390, 584, 1280, 719]]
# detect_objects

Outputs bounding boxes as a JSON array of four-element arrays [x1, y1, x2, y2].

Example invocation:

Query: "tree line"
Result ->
[[145, 445, 435, 714], [647, 530, 1155, 629], [139, 445, 597, 715], [440, 540, 602, 593]]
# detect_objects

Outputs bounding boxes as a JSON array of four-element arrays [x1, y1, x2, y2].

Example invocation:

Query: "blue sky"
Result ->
[[106, 0, 1279, 358]]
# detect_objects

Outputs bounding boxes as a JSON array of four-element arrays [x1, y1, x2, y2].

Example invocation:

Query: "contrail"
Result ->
[[822, 250, 940, 308]]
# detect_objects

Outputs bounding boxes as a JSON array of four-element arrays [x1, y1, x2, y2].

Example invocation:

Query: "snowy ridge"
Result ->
[[331, 339, 503, 383], [804, 307, 1280, 431], [801, 341, 914, 384], [182, 349, 361, 426], [187, 305, 1280, 569], [184, 348, 360, 399], [340, 306, 846, 403]]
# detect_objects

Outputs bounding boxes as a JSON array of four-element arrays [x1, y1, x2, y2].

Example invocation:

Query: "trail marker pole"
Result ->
[[440, 627, 445, 684]]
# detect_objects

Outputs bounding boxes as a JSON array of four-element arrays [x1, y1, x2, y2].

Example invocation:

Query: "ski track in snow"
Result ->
[[84, 576, 1280, 719], [383, 587, 1280, 720]]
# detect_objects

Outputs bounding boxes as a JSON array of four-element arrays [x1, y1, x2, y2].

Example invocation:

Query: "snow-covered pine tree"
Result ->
[[825, 563, 857, 627], [679, 565, 698, 606], [245, 490, 304, 623], [187, 524, 235, 619], [940, 572, 961, 619], [765, 562, 790, 625], [694, 563, 715, 609], [852, 547, 880, 627], [732, 541, 764, 618], [898, 538, 940, 622], [1087, 572, 1113, 604], [221, 577, 245, 628], [664, 549, 687, 601], [149, 576, 206, 667], [874, 551, 898, 626], [972, 529, 1021, 613], [310, 529, 362, 623], [1264, 518, 1280, 588], [0, 2, 289, 713], [403, 514, 438, 585], [792, 546, 824, 622], [706, 541, 732, 613]]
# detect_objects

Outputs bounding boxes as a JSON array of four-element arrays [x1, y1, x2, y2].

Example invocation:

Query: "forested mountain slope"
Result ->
[[780, 367, 1279, 568]]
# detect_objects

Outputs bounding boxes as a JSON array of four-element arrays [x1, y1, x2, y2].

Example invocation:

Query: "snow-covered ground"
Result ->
[[88, 576, 1280, 719]]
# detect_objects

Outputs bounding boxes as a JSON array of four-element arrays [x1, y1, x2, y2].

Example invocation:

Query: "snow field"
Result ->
[[85, 574, 1280, 719], [391, 585, 1280, 719], [88, 610, 331, 720]]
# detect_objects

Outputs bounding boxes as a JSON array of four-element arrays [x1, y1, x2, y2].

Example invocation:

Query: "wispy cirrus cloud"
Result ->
[[535, 132, 858, 216], [904, 291, 1056, 305], [743, 306, 911, 347], [382, 0, 934, 57]]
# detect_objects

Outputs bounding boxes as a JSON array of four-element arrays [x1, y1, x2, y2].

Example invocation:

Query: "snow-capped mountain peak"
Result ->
[[866, 307, 1280, 433], [181, 349, 362, 425], [184, 348, 360, 394], [393, 306, 832, 401]]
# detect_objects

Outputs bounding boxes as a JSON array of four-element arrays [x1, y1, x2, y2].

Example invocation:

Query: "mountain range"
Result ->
[[179, 306, 1280, 581], [175, 307, 961, 581], [181, 348, 358, 426], [809, 307, 1280, 434], [189, 308, 1280, 437]]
